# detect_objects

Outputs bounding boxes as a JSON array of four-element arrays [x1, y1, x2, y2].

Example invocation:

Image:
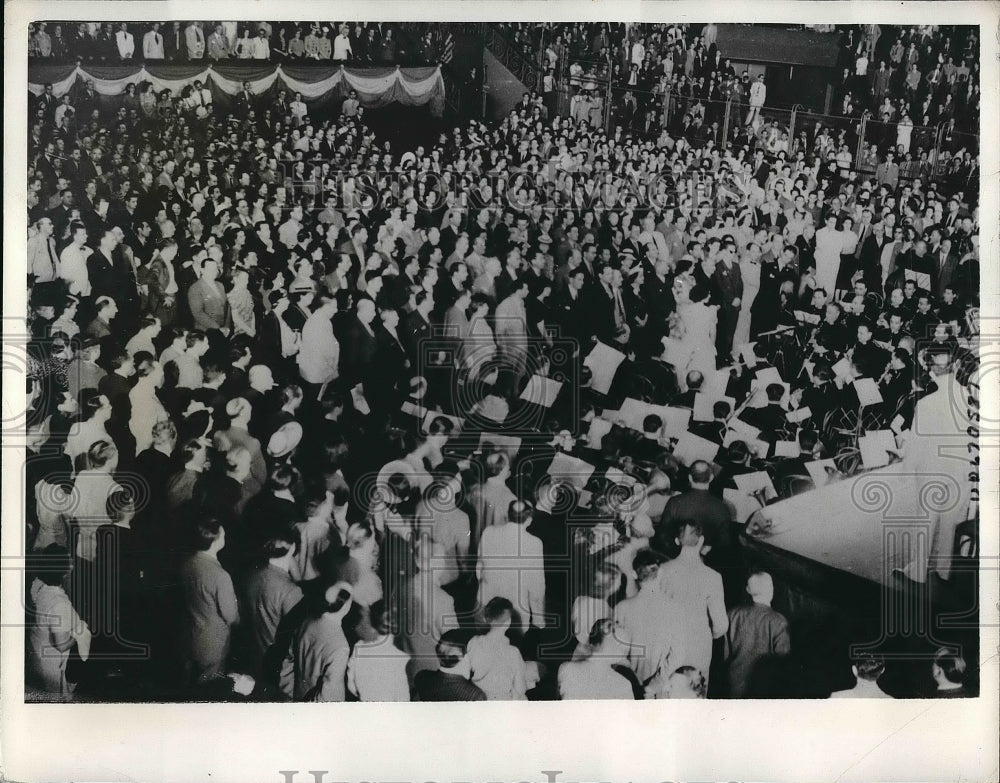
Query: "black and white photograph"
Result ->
[[3, 1, 998, 781]]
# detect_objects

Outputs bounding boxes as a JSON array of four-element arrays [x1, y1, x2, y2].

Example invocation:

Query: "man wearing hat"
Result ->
[[267, 421, 303, 464]]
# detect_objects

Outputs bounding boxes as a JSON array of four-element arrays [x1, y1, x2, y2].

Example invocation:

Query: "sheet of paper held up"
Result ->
[[546, 452, 595, 489], [584, 341, 627, 395], [520, 375, 563, 408]]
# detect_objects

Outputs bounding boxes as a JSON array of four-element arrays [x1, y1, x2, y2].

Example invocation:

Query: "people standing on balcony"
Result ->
[[746, 74, 766, 128], [333, 23, 352, 61]]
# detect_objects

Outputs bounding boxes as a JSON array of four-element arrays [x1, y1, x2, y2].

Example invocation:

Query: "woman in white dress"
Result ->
[[661, 273, 718, 388], [814, 214, 845, 298], [678, 273, 719, 375], [734, 243, 762, 349]]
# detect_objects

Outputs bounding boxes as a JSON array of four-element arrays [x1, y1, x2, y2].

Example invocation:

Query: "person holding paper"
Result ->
[[847, 322, 889, 379], [879, 348, 915, 420]]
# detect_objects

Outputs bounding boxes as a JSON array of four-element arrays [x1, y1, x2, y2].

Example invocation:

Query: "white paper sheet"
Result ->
[[804, 458, 839, 487], [774, 440, 799, 458], [672, 431, 720, 466], [584, 341, 627, 395], [520, 375, 563, 408], [547, 452, 595, 488], [853, 377, 884, 406]]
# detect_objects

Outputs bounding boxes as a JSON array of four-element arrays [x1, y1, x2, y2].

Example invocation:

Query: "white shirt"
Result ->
[[558, 659, 633, 700], [749, 81, 767, 106], [298, 310, 340, 384], [333, 34, 352, 60], [60, 243, 92, 296], [631, 41, 645, 66], [347, 636, 411, 701], [477, 523, 545, 629]]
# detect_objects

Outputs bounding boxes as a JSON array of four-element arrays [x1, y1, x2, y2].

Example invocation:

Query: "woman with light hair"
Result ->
[[663, 273, 717, 388]]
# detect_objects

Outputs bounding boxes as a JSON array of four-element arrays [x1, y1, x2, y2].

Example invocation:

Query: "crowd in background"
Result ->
[[27, 21, 454, 65], [501, 23, 979, 189], [23, 19, 979, 703]]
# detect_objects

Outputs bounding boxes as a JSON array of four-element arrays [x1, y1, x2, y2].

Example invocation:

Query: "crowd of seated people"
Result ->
[[27, 21, 452, 65], [23, 24, 980, 703]]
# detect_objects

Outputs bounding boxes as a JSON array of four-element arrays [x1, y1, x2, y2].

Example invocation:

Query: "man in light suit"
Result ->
[[207, 24, 230, 60], [115, 23, 135, 59], [187, 257, 230, 332], [495, 277, 531, 388], [28, 216, 60, 284], [142, 22, 165, 60], [746, 74, 766, 126], [185, 21, 206, 60]]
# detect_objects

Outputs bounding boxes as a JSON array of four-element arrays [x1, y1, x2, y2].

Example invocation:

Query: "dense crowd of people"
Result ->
[[23, 20, 980, 703], [27, 21, 453, 65], [503, 23, 980, 188]]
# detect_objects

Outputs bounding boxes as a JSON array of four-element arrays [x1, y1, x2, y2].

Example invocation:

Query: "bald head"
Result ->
[[689, 460, 713, 487]]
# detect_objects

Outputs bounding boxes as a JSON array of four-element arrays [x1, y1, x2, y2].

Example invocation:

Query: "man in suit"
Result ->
[[28, 216, 60, 284], [86, 229, 123, 302], [369, 302, 410, 414], [588, 262, 621, 346], [340, 297, 379, 387], [723, 572, 790, 698], [773, 429, 819, 492], [185, 21, 205, 60], [401, 290, 434, 369], [188, 257, 231, 332], [164, 21, 185, 60], [713, 242, 743, 360], [740, 383, 788, 442], [143, 22, 165, 60], [659, 460, 744, 603], [414, 630, 487, 701]]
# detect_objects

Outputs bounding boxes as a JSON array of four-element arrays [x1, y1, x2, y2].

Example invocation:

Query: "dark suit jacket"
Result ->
[[414, 670, 487, 701], [86, 249, 119, 301], [587, 283, 618, 345], [712, 260, 743, 310], [401, 311, 432, 366], [659, 489, 733, 551], [340, 317, 378, 385], [724, 601, 790, 698]]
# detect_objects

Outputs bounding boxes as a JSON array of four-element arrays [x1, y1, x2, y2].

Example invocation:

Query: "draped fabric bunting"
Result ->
[[28, 63, 446, 115]]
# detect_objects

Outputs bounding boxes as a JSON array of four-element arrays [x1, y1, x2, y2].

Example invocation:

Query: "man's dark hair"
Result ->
[[435, 629, 470, 668]]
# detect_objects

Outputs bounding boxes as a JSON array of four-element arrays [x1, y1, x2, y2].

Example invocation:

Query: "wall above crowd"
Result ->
[[27, 61, 446, 115]]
